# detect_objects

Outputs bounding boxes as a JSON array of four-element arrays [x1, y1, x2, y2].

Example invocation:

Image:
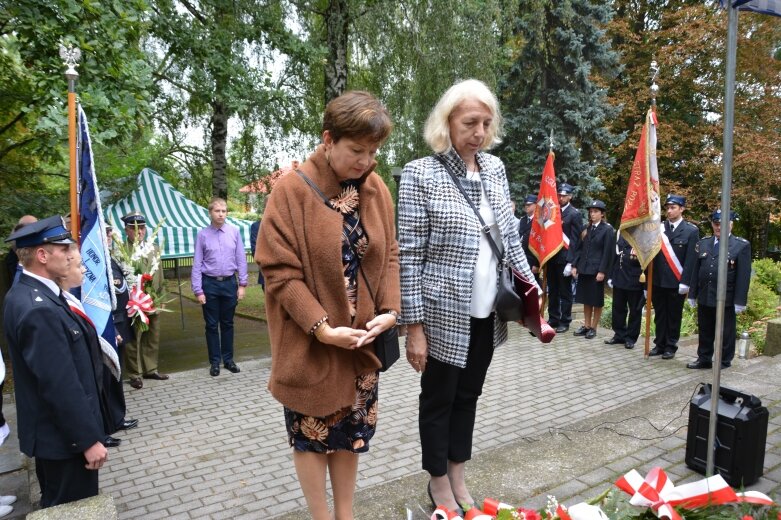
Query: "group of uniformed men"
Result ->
[[518, 186, 752, 370]]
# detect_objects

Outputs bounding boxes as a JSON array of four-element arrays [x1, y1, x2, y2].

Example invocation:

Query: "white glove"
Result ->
[[563, 263, 572, 277], [607, 279, 613, 289], [735, 304, 746, 313], [687, 298, 696, 308], [678, 283, 690, 295]]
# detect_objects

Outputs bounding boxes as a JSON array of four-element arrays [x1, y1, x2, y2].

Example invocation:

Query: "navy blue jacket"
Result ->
[[3, 274, 105, 459], [611, 235, 645, 290], [571, 221, 614, 276], [552, 203, 583, 265], [690, 235, 751, 307], [653, 219, 699, 288]]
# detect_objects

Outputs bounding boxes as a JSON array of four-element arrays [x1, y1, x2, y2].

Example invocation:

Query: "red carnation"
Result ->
[[518, 508, 542, 520]]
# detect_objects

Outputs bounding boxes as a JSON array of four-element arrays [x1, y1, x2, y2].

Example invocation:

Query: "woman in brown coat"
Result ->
[[257, 91, 400, 520]]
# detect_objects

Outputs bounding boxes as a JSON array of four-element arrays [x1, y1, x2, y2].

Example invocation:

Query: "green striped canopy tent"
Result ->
[[104, 169, 254, 259]]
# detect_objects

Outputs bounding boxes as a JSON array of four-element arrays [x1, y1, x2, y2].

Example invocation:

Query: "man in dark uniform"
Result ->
[[518, 194, 539, 282], [650, 194, 699, 359], [547, 183, 583, 333], [2, 216, 108, 507], [687, 210, 751, 369], [605, 234, 646, 349]]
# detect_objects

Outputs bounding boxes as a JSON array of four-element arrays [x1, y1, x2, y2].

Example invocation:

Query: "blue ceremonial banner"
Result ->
[[721, 0, 781, 16], [78, 105, 117, 350]]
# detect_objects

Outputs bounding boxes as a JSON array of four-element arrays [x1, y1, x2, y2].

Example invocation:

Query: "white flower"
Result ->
[[566, 503, 609, 520]]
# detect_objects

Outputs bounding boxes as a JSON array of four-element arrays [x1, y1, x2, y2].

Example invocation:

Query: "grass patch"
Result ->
[[165, 279, 266, 321]]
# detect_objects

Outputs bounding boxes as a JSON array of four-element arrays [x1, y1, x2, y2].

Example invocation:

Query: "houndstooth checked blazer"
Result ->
[[398, 148, 538, 368]]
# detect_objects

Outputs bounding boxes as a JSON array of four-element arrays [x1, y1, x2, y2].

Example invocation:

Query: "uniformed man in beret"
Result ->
[[650, 194, 699, 360], [547, 183, 583, 333], [121, 211, 168, 389], [3, 216, 108, 507], [687, 209, 751, 369], [518, 194, 540, 282]]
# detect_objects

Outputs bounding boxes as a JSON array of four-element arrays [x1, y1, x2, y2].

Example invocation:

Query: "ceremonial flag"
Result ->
[[529, 152, 564, 267], [619, 109, 661, 270], [77, 105, 117, 351], [721, 0, 781, 16]]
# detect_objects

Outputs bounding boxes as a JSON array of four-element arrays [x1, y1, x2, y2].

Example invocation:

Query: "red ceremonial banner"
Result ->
[[619, 109, 661, 270], [529, 152, 564, 267]]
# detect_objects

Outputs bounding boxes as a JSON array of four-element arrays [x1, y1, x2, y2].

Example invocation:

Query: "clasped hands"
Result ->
[[315, 313, 397, 349]]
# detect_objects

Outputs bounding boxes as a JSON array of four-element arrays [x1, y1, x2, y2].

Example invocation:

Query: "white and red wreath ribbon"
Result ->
[[615, 466, 775, 520], [127, 284, 156, 325]]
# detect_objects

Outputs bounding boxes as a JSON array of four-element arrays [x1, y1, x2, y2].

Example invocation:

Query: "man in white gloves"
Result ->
[[649, 195, 699, 360], [547, 183, 583, 333], [687, 209, 751, 369]]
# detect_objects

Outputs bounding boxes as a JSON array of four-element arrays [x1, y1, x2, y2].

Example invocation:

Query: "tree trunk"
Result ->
[[211, 99, 229, 200], [324, 0, 349, 104]]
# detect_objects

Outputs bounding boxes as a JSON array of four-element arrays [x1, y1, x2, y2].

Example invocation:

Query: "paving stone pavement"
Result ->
[[1, 323, 779, 519]]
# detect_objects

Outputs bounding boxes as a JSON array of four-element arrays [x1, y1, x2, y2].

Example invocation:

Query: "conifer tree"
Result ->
[[498, 0, 623, 204]]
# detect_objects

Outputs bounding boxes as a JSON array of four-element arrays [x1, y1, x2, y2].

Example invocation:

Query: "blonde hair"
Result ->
[[208, 197, 227, 211], [423, 79, 503, 153]]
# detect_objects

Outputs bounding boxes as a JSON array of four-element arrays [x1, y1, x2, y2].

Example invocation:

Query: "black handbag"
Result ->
[[434, 156, 525, 323], [295, 170, 400, 371]]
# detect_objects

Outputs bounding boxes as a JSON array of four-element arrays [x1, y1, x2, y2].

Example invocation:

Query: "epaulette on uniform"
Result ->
[[736, 236, 749, 243]]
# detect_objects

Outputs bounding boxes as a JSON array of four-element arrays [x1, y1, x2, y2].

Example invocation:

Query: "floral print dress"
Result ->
[[284, 180, 379, 454]]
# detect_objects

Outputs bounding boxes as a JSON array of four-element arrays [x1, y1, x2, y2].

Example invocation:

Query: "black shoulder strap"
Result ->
[[295, 168, 379, 308], [433, 155, 504, 264]]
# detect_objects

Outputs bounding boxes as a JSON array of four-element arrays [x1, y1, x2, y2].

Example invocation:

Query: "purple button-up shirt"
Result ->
[[191, 223, 248, 296]]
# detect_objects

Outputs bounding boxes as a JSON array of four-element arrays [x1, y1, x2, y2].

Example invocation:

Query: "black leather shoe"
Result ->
[[686, 359, 713, 369], [648, 347, 664, 357], [210, 364, 220, 377], [104, 436, 121, 448], [129, 377, 143, 389], [142, 372, 169, 380], [721, 362, 731, 369], [118, 419, 139, 430], [661, 351, 675, 360], [224, 362, 240, 374], [573, 326, 589, 336], [604, 337, 622, 345], [585, 328, 597, 339], [625, 341, 635, 349], [555, 325, 569, 333]]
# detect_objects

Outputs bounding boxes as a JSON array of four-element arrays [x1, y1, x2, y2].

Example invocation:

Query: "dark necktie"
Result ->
[[58, 291, 69, 306]]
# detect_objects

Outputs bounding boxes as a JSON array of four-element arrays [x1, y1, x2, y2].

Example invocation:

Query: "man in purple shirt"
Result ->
[[191, 198, 248, 376]]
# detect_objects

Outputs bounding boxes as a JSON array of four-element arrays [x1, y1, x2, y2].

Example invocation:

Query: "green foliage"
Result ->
[[739, 280, 780, 355], [751, 258, 781, 295], [498, 0, 623, 202]]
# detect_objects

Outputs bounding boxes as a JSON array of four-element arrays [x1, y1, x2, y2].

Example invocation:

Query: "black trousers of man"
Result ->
[[696, 304, 737, 365], [611, 288, 645, 343], [36, 456, 99, 508], [547, 267, 573, 328], [419, 316, 494, 476], [652, 287, 685, 354]]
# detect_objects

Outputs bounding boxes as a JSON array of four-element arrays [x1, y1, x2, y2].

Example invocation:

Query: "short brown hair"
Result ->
[[322, 91, 392, 144]]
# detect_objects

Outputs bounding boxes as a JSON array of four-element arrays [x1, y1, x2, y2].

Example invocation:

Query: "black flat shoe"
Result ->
[[625, 341, 635, 349], [224, 362, 241, 373], [661, 351, 675, 360], [210, 364, 220, 377], [118, 419, 139, 430], [686, 359, 713, 370], [555, 324, 569, 333], [648, 346, 664, 357], [604, 337, 622, 345], [104, 436, 121, 448], [573, 326, 588, 336], [585, 328, 597, 339]]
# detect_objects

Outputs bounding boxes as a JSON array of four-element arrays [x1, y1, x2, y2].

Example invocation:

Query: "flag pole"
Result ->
[[643, 60, 661, 359], [61, 45, 82, 239]]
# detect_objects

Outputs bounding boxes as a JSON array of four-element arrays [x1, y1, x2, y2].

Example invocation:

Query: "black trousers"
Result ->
[[547, 265, 574, 327], [419, 316, 495, 476], [611, 288, 645, 343], [36, 456, 99, 508], [696, 304, 737, 364], [652, 287, 685, 353]]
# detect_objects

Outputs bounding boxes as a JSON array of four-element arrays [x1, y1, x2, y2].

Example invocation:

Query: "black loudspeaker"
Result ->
[[685, 383, 768, 487]]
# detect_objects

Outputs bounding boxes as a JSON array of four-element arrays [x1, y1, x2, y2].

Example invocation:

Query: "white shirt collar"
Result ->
[[21, 269, 62, 297], [669, 218, 682, 230], [561, 203, 570, 211]]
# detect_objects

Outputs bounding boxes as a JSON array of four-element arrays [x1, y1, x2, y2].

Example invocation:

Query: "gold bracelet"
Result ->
[[314, 322, 329, 341]]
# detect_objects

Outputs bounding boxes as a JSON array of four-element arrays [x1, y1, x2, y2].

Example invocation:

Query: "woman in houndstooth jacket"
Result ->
[[397, 79, 538, 512]]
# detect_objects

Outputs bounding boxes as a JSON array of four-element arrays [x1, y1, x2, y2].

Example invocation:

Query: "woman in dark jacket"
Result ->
[[571, 200, 614, 339]]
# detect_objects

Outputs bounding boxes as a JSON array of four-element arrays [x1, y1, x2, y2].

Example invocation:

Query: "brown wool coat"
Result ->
[[256, 145, 401, 417]]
